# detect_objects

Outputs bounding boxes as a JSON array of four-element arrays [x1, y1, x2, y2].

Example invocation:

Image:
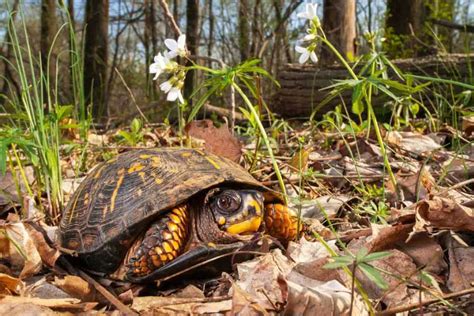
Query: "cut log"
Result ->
[[272, 54, 474, 118]]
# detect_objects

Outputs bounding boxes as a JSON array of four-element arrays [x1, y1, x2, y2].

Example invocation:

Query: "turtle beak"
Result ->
[[226, 216, 262, 235]]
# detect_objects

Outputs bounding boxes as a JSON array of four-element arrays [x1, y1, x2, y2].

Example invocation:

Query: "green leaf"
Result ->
[[356, 247, 369, 262], [359, 263, 388, 290], [362, 251, 392, 263]]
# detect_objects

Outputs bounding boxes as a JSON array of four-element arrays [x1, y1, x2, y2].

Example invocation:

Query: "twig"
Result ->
[[436, 178, 474, 196], [114, 68, 149, 124], [157, 0, 181, 36], [430, 18, 474, 33], [376, 286, 474, 315]]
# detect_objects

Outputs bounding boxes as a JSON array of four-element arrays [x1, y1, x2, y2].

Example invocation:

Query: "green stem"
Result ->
[[232, 83, 287, 203], [319, 37, 358, 80]]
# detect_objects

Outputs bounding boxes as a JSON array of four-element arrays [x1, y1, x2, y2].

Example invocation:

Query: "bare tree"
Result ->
[[238, 0, 250, 61], [83, 0, 109, 119], [321, 0, 357, 64], [40, 0, 57, 90], [184, 0, 199, 102], [1, 0, 20, 104]]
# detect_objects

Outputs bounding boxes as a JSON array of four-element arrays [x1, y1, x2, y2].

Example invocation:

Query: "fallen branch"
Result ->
[[430, 18, 474, 33]]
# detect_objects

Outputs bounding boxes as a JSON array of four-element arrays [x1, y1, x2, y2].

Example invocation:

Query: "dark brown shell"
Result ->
[[58, 148, 270, 272]]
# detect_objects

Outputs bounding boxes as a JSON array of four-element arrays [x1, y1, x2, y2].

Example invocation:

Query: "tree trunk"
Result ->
[[144, 0, 158, 97], [207, 0, 214, 65], [184, 0, 199, 104], [385, 0, 433, 57], [83, 0, 109, 120], [40, 0, 57, 90], [238, 0, 250, 61], [1, 0, 20, 104], [321, 0, 357, 65]]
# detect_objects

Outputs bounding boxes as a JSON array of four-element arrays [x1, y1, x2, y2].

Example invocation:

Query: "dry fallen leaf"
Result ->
[[53, 276, 97, 302], [0, 216, 42, 279], [416, 196, 474, 232], [386, 131, 442, 155], [0, 273, 24, 295], [447, 236, 474, 292], [132, 296, 232, 314], [185, 119, 242, 162]]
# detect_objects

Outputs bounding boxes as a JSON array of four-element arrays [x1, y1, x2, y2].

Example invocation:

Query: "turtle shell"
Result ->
[[58, 148, 274, 273]]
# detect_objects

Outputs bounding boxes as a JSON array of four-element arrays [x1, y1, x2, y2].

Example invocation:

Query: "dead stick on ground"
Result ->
[[376, 286, 474, 315], [77, 269, 138, 316]]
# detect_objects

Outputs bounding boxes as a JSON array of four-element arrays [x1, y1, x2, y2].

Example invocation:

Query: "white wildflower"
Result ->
[[295, 46, 318, 64], [297, 3, 318, 21], [164, 34, 188, 58]]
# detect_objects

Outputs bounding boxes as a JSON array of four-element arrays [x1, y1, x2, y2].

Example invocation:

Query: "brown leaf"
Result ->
[[24, 223, 60, 268], [53, 276, 96, 302], [386, 131, 442, 155], [131, 296, 232, 314], [396, 233, 447, 274], [367, 223, 414, 252], [185, 120, 242, 162], [0, 219, 42, 278], [416, 196, 474, 231], [0, 302, 57, 316], [0, 295, 97, 312], [447, 236, 474, 292], [0, 273, 24, 295]]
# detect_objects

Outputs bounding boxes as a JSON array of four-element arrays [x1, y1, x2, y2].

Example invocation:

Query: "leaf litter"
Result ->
[[1, 120, 474, 314]]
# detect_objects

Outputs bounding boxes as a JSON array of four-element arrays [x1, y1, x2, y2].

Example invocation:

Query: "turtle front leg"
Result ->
[[126, 205, 190, 279], [264, 203, 301, 242]]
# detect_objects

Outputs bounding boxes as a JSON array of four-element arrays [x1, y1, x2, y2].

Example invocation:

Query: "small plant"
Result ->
[[117, 118, 144, 146], [324, 247, 392, 314]]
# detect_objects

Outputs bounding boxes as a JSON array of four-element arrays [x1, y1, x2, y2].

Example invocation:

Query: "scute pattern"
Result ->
[[59, 148, 263, 257]]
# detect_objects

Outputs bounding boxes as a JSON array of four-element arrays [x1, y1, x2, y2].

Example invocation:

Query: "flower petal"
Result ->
[[310, 51, 319, 63], [167, 88, 179, 101], [160, 81, 172, 93], [177, 90, 184, 104], [165, 38, 178, 51], [295, 46, 306, 53], [298, 51, 309, 64], [177, 34, 186, 49]]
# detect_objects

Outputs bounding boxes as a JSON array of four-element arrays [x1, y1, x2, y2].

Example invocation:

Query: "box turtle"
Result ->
[[59, 148, 300, 283]]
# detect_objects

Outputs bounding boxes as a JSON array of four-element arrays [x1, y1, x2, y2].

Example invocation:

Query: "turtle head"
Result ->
[[207, 189, 264, 236]]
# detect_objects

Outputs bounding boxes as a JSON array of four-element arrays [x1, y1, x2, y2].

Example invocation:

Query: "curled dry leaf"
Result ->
[[386, 131, 442, 155], [0, 218, 42, 279], [416, 196, 474, 231], [24, 223, 60, 268], [185, 119, 242, 162], [0, 273, 24, 295]]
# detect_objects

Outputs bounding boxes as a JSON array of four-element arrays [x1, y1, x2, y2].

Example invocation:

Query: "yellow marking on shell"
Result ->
[[172, 207, 184, 217], [101, 205, 109, 220], [128, 163, 145, 174], [138, 171, 146, 182], [169, 213, 181, 224], [140, 154, 151, 159], [226, 216, 262, 235], [155, 247, 163, 255], [151, 156, 160, 167], [204, 156, 221, 169], [208, 242, 216, 248], [93, 165, 105, 179], [110, 171, 125, 212], [194, 149, 205, 156], [218, 216, 226, 226], [155, 178, 163, 185], [162, 241, 173, 253], [167, 253, 174, 261], [181, 152, 192, 158], [242, 209, 249, 217], [160, 254, 168, 261], [136, 188, 143, 197]]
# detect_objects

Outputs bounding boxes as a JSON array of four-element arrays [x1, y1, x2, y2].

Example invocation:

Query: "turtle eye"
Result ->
[[216, 193, 241, 212]]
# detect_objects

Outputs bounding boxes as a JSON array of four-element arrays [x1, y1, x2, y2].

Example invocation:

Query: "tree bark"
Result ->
[[321, 0, 357, 65], [1, 0, 20, 104], [184, 0, 199, 103], [40, 0, 57, 88], [238, 0, 250, 61], [207, 0, 214, 64], [385, 0, 433, 57], [83, 0, 109, 120]]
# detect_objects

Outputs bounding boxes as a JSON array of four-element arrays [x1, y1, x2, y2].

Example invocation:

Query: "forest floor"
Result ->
[[1, 117, 474, 315]]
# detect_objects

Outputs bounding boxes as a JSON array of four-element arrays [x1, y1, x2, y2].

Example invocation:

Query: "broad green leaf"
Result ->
[[359, 263, 388, 290]]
